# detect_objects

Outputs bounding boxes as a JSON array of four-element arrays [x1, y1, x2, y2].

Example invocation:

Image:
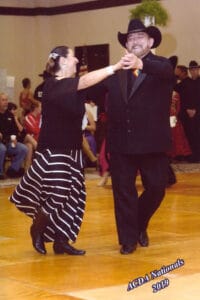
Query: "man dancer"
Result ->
[[104, 19, 174, 254]]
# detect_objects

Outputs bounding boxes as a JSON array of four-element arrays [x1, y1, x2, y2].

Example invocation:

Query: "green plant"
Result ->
[[129, 0, 169, 26]]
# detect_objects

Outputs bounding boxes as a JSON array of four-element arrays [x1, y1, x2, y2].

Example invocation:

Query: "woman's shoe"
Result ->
[[30, 209, 49, 254], [30, 224, 46, 254], [53, 239, 86, 255]]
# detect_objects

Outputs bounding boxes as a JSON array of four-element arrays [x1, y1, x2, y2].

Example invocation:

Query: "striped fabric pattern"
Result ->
[[10, 149, 86, 242]]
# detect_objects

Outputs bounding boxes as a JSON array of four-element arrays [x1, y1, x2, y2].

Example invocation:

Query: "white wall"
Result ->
[[159, 0, 200, 62], [0, 0, 200, 103]]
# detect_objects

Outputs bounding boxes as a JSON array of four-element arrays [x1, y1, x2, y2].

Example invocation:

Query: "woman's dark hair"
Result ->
[[169, 55, 178, 71], [7, 102, 17, 111], [46, 45, 69, 75], [22, 78, 31, 88]]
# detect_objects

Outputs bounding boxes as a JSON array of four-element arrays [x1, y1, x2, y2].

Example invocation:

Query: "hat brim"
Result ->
[[118, 26, 162, 49], [38, 71, 52, 78], [188, 66, 200, 69]]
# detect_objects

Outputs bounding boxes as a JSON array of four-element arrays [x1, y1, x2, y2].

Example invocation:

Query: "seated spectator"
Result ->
[[0, 93, 28, 178], [24, 101, 41, 142], [7, 102, 37, 170], [0, 133, 6, 179]]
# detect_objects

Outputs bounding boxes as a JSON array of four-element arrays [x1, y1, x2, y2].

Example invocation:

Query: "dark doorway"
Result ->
[[75, 44, 109, 153], [75, 44, 109, 73]]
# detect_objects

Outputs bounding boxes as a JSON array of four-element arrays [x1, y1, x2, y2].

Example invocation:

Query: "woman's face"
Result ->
[[60, 48, 79, 77]]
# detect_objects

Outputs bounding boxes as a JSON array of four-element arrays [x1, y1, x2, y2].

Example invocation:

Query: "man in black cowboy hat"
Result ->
[[189, 60, 199, 69], [184, 60, 200, 161], [101, 19, 174, 254]]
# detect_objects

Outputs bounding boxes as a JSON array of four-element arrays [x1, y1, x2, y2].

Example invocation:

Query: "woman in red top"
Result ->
[[24, 101, 41, 142]]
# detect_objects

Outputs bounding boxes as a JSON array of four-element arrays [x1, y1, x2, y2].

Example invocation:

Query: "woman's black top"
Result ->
[[37, 77, 85, 152]]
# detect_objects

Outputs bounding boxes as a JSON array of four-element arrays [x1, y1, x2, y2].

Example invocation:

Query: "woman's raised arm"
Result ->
[[77, 60, 123, 90]]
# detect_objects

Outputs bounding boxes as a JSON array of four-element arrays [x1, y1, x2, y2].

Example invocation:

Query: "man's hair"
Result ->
[[22, 78, 31, 88], [7, 102, 17, 111]]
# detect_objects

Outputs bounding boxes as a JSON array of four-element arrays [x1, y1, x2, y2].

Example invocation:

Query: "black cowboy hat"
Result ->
[[188, 60, 199, 69], [118, 18, 162, 49]]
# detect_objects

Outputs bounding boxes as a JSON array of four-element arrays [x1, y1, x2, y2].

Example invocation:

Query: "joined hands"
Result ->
[[121, 51, 143, 70]]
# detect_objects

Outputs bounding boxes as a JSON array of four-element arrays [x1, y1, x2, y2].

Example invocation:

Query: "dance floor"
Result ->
[[0, 171, 200, 299]]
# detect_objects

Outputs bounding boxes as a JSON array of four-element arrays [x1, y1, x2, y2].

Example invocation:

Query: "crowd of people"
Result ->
[[173, 61, 200, 162], [1, 18, 200, 256], [0, 78, 41, 180], [1, 59, 199, 181]]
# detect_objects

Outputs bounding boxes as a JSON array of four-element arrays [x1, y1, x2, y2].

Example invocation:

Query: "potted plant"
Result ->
[[129, 0, 169, 26]]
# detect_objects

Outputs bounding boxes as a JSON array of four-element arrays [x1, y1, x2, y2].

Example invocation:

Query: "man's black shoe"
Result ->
[[138, 231, 149, 247], [120, 244, 137, 255]]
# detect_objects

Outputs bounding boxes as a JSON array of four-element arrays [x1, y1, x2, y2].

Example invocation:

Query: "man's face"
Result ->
[[0, 94, 8, 112], [126, 31, 154, 58]]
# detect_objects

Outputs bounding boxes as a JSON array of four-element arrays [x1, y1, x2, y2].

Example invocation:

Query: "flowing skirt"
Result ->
[[10, 149, 86, 243]]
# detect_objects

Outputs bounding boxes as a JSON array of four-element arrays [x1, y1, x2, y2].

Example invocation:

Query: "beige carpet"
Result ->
[[0, 163, 200, 188], [0, 177, 20, 187], [0, 168, 101, 188], [85, 163, 200, 177], [171, 162, 200, 173]]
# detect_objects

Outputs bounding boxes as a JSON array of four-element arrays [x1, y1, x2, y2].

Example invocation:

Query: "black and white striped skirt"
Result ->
[[10, 149, 86, 242]]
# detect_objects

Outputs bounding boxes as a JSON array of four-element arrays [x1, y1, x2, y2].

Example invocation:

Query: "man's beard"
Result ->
[[130, 46, 150, 58]]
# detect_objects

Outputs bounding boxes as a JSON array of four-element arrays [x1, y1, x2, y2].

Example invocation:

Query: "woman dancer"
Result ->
[[10, 45, 123, 255]]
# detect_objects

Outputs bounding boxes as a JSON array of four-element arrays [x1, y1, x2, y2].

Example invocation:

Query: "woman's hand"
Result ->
[[112, 58, 124, 72], [186, 109, 196, 118]]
